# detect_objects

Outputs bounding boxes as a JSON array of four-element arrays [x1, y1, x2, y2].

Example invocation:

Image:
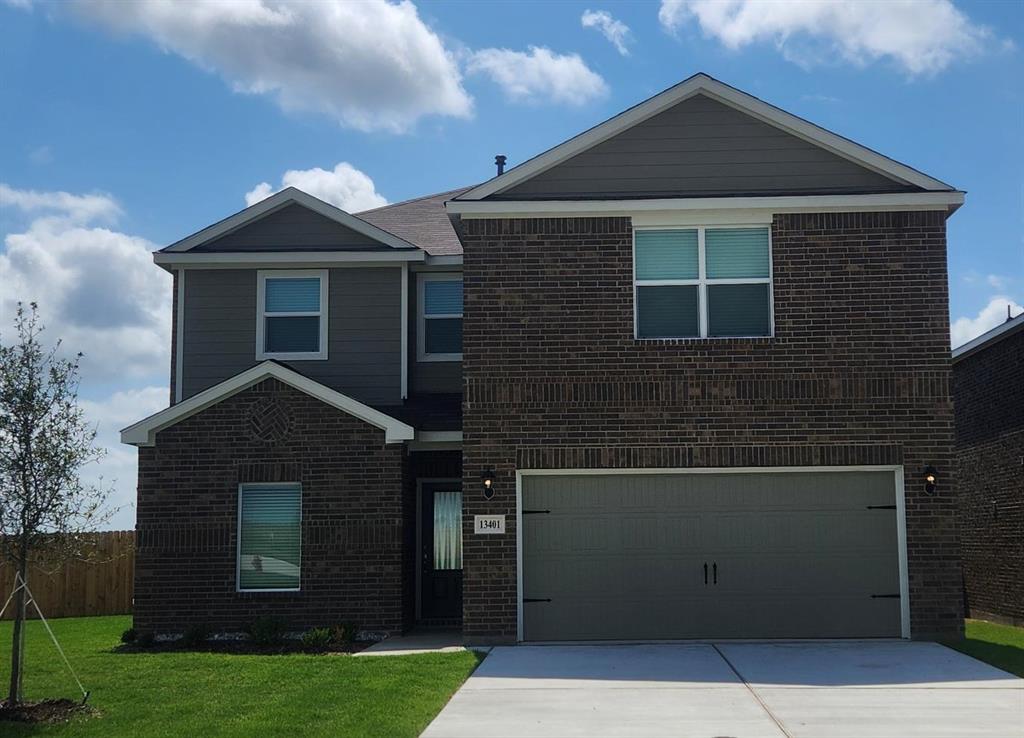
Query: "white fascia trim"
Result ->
[[154, 250, 425, 269], [447, 191, 965, 219], [420, 255, 463, 268], [121, 361, 415, 446], [458, 73, 954, 201], [951, 314, 1023, 361], [164, 187, 424, 253]]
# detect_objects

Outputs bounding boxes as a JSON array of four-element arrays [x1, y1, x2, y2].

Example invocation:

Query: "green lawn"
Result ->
[[945, 619, 1024, 678], [0, 615, 481, 737]]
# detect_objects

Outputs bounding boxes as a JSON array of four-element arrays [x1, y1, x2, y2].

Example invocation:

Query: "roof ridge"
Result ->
[[356, 185, 476, 214]]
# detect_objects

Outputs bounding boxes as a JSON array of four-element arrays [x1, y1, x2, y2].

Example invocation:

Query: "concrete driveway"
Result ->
[[422, 642, 1023, 738]]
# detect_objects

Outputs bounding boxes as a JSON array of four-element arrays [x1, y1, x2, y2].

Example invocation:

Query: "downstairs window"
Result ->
[[237, 483, 301, 591]]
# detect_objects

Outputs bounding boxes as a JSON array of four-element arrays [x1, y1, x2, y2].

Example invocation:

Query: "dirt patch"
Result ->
[[115, 640, 371, 656], [0, 698, 96, 724]]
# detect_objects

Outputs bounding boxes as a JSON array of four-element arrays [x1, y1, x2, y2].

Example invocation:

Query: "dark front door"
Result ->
[[420, 482, 463, 620]]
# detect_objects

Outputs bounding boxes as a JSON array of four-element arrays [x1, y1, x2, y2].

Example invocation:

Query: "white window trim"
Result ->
[[417, 272, 463, 362], [236, 482, 302, 593], [256, 269, 329, 360], [633, 225, 775, 340]]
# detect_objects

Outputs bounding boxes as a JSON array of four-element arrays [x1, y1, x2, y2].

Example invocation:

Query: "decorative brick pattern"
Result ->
[[460, 211, 961, 642], [134, 378, 406, 636], [954, 327, 1024, 625]]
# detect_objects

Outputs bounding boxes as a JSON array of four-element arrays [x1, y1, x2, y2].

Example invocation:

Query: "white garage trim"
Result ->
[[515, 465, 909, 642]]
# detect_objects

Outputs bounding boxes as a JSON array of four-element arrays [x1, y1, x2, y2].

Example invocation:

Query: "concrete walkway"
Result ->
[[421, 641, 1024, 738], [356, 630, 469, 657]]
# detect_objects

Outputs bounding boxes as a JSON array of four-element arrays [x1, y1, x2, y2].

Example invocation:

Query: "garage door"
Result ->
[[521, 470, 902, 641]]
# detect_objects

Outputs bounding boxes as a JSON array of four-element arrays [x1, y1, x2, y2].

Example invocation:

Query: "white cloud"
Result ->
[[245, 162, 388, 212], [29, 145, 54, 165], [467, 46, 608, 106], [64, 0, 472, 133], [0, 183, 120, 224], [80, 386, 168, 528], [986, 274, 1010, 291], [658, 0, 1000, 76], [581, 9, 632, 56], [951, 296, 1023, 348], [0, 184, 170, 384]]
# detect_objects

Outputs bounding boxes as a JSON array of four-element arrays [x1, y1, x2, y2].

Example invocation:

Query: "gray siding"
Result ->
[[500, 94, 915, 199], [182, 267, 402, 405], [408, 271, 462, 395], [196, 203, 389, 251]]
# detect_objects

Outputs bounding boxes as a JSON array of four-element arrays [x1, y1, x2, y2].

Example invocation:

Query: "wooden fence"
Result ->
[[0, 531, 134, 619]]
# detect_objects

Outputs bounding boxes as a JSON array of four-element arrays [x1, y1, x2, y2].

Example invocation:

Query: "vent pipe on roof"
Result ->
[[495, 154, 507, 176]]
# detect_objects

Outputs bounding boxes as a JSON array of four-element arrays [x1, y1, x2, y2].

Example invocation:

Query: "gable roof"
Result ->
[[162, 187, 422, 253], [121, 361, 415, 446], [358, 186, 472, 256], [456, 73, 956, 202]]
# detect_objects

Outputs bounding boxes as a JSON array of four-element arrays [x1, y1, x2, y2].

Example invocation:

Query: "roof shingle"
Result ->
[[357, 186, 472, 256]]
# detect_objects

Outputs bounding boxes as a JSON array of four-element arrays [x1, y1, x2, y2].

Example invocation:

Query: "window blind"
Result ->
[[705, 228, 770, 279], [635, 230, 699, 280], [424, 280, 463, 315], [239, 484, 301, 590], [265, 278, 320, 313]]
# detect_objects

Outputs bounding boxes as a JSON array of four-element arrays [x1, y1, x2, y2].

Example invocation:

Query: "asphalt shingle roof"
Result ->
[[357, 186, 472, 256]]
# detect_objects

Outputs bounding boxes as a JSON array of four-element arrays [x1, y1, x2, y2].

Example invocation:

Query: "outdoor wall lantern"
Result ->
[[481, 468, 496, 500], [924, 466, 938, 495]]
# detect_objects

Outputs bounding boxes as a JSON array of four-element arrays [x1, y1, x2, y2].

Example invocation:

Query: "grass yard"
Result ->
[[0, 615, 481, 737], [945, 618, 1024, 678]]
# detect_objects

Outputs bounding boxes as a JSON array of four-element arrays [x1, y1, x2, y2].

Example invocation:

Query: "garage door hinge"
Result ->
[[523, 598, 552, 603], [522, 509, 551, 515], [870, 593, 901, 599], [866, 505, 897, 510]]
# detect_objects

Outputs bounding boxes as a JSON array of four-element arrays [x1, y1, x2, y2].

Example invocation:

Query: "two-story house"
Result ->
[[122, 73, 965, 643]]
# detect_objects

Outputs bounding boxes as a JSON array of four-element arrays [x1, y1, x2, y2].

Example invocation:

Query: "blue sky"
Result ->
[[1, 0, 1021, 527]]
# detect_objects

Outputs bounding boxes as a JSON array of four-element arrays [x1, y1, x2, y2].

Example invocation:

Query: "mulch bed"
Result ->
[[0, 698, 96, 724], [115, 639, 371, 655]]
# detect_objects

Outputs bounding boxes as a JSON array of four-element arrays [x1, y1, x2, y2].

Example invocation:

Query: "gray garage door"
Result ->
[[522, 471, 901, 641]]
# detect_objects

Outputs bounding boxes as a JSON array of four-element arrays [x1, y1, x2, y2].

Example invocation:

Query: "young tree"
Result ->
[[0, 303, 110, 705]]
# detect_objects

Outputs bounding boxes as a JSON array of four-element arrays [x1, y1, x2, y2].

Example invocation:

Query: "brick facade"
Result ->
[[460, 211, 962, 642], [953, 325, 1024, 625], [134, 377, 406, 636]]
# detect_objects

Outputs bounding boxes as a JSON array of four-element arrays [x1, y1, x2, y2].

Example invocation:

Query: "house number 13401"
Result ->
[[474, 515, 505, 534]]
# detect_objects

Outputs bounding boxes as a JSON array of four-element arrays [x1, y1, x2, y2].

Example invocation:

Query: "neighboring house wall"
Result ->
[[194, 203, 385, 251], [180, 267, 402, 405], [499, 94, 916, 199], [953, 327, 1024, 625], [134, 377, 405, 635], [408, 270, 462, 395], [460, 211, 960, 643]]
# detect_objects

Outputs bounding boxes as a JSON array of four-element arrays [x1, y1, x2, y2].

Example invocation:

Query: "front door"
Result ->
[[420, 481, 463, 620]]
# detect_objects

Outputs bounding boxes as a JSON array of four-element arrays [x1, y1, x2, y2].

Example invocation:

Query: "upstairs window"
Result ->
[[418, 274, 463, 361], [256, 270, 328, 360], [634, 226, 772, 339]]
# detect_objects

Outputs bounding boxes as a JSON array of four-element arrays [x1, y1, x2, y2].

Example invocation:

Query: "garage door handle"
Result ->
[[523, 598, 552, 603], [703, 562, 708, 585], [713, 562, 718, 585]]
